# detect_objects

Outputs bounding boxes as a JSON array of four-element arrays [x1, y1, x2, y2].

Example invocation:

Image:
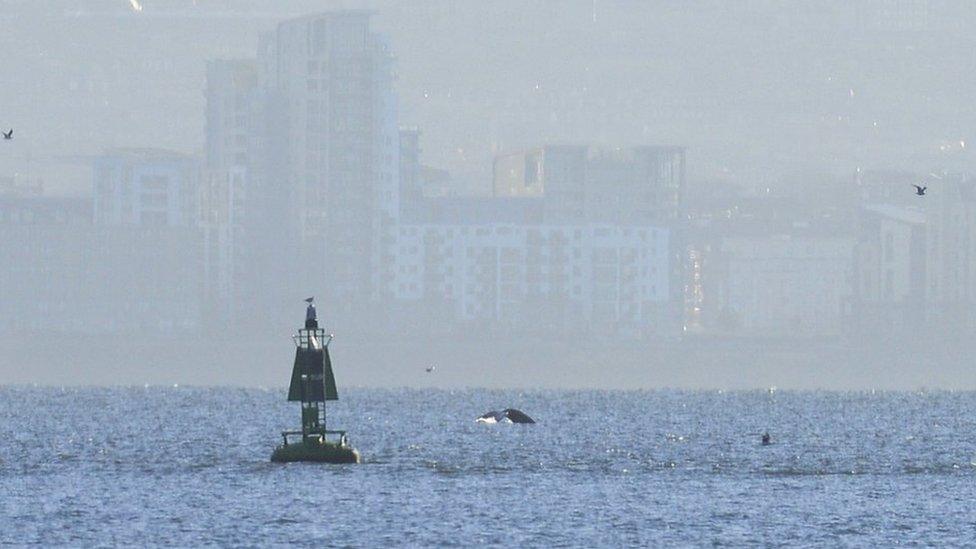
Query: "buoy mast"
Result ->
[[271, 298, 359, 463]]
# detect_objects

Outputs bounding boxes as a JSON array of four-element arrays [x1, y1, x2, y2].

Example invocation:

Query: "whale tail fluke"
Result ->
[[501, 408, 535, 424], [476, 412, 498, 424], [476, 408, 535, 424]]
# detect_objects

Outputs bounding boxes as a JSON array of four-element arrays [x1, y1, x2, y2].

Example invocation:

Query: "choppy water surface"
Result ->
[[3, 387, 976, 546]]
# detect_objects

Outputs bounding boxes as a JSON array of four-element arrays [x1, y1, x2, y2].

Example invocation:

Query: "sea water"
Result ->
[[2, 387, 976, 546]]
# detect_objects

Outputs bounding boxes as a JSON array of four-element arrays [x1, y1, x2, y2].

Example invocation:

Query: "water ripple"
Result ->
[[2, 387, 976, 545]]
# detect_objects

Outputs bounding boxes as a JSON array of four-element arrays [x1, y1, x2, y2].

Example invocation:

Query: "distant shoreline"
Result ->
[[0, 331, 966, 391]]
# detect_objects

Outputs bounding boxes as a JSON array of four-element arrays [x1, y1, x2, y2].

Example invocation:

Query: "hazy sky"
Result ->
[[2, 0, 975, 193]]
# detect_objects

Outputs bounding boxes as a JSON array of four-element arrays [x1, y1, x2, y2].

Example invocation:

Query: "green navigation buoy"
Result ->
[[271, 298, 360, 464]]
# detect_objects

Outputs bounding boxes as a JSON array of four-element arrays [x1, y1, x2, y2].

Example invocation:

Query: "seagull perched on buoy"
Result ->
[[2, 129, 11, 140], [913, 184, 927, 196]]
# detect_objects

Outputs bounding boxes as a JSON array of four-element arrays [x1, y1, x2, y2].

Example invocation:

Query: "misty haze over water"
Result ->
[[2, 1, 976, 389]]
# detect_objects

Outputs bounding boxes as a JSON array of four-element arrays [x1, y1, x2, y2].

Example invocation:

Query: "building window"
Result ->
[[524, 155, 541, 185]]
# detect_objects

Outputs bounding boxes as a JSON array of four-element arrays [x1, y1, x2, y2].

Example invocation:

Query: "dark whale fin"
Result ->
[[502, 408, 535, 424]]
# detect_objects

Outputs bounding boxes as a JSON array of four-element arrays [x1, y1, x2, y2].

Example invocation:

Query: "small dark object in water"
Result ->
[[761, 432, 771, 445], [477, 408, 535, 424]]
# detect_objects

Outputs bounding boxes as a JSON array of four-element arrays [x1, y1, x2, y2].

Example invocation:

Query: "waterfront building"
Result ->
[[392, 210, 671, 336], [493, 145, 686, 225], [255, 11, 401, 311]]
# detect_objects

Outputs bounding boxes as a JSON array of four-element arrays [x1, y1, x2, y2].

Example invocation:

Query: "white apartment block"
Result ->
[[393, 223, 670, 328], [718, 234, 855, 336]]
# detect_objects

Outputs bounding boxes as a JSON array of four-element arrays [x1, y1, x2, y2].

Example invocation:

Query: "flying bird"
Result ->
[[2, 129, 11, 140], [913, 184, 927, 196], [425, 365, 435, 373]]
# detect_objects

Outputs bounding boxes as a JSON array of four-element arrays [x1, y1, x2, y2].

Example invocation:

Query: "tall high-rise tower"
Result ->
[[254, 11, 400, 314], [203, 59, 258, 321]]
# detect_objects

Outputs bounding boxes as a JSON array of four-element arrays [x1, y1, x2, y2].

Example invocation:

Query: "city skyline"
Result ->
[[2, 2, 976, 390]]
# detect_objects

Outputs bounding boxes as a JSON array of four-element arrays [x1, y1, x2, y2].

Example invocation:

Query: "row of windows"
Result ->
[[395, 283, 663, 303], [398, 226, 664, 240], [398, 245, 662, 262]]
